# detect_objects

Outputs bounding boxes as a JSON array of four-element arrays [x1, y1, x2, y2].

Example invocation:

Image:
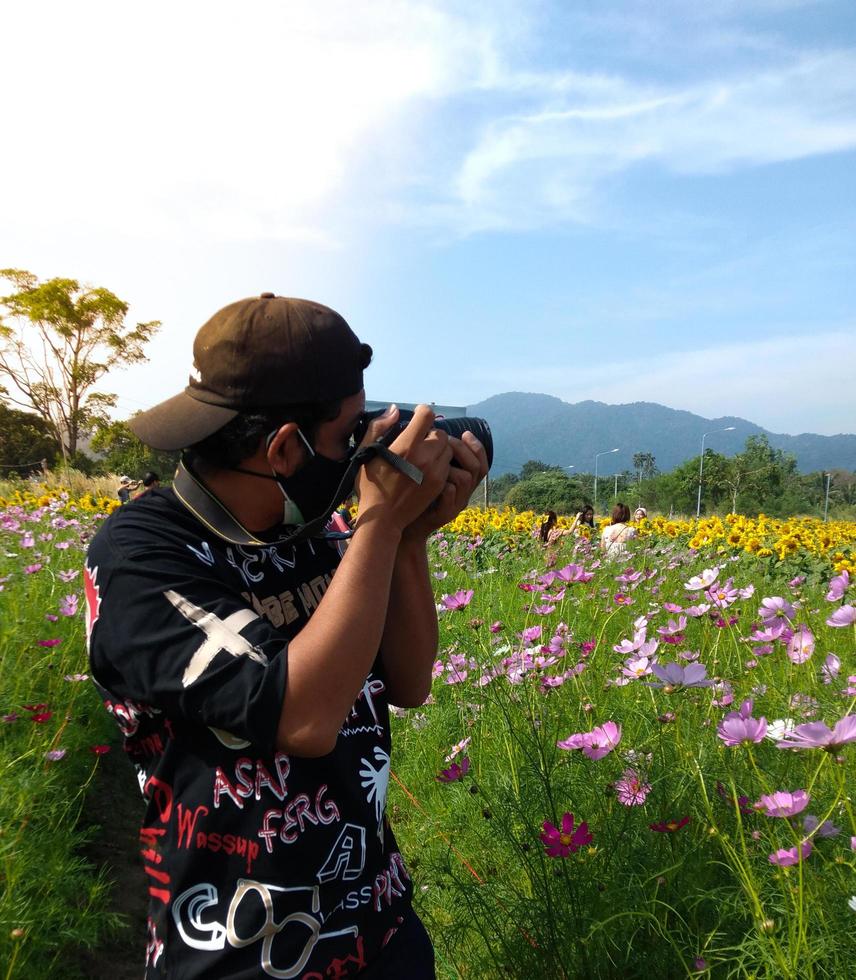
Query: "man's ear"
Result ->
[[266, 422, 306, 477]]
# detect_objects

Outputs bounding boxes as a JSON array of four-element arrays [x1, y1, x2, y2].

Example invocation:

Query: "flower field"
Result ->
[[390, 512, 856, 978], [1, 490, 854, 977]]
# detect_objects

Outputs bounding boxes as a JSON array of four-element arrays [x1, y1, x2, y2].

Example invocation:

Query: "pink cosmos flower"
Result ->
[[786, 627, 815, 664], [614, 769, 651, 806], [444, 737, 471, 762], [706, 581, 738, 609], [757, 789, 809, 817], [684, 603, 711, 618], [768, 840, 812, 866], [24, 564, 43, 574], [759, 596, 795, 623], [532, 604, 556, 615], [44, 614, 59, 622], [684, 568, 720, 591], [582, 721, 622, 760], [89, 744, 112, 756], [37, 638, 62, 648], [20, 532, 35, 548], [827, 605, 856, 627], [441, 590, 474, 611], [540, 812, 593, 857], [718, 714, 767, 747], [58, 569, 79, 583], [826, 570, 849, 602], [59, 594, 79, 617], [45, 749, 67, 761], [622, 656, 655, 679], [437, 756, 470, 782], [519, 625, 543, 646], [656, 616, 687, 637], [489, 621, 504, 633], [775, 715, 856, 751], [554, 563, 594, 584], [821, 654, 840, 684]]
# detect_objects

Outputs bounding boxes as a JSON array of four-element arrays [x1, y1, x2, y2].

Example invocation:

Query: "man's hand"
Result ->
[[404, 430, 488, 540], [354, 404, 453, 536]]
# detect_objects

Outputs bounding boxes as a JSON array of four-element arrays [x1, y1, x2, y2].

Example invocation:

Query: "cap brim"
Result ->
[[129, 392, 239, 451]]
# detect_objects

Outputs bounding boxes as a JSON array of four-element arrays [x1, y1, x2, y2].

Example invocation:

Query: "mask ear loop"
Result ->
[[274, 440, 424, 547], [265, 427, 310, 525]]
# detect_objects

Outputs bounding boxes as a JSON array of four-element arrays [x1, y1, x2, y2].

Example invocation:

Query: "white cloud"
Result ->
[[478, 329, 856, 435], [450, 50, 856, 231], [0, 0, 495, 242]]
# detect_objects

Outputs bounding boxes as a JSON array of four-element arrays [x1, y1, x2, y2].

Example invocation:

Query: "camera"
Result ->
[[355, 407, 493, 470]]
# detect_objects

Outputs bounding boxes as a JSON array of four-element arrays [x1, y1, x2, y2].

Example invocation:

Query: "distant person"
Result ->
[[569, 503, 596, 537], [116, 475, 140, 504], [537, 510, 558, 543], [600, 502, 637, 559], [133, 471, 161, 499], [633, 506, 647, 522]]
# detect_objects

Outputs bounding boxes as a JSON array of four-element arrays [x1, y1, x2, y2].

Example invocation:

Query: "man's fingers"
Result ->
[[362, 404, 400, 446], [394, 404, 436, 448]]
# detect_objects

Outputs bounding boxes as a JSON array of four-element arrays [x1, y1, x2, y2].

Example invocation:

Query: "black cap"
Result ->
[[129, 294, 372, 450]]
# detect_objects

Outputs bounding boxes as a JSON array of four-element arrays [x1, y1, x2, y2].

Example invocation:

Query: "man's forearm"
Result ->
[[380, 533, 438, 707]]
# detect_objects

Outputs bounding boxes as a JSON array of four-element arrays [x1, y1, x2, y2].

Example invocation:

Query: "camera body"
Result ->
[[355, 408, 493, 470]]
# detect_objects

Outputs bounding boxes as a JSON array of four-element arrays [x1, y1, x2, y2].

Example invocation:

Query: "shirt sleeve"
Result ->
[[87, 541, 289, 751]]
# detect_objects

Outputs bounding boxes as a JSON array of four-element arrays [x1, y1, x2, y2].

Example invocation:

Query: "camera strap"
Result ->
[[174, 444, 423, 549]]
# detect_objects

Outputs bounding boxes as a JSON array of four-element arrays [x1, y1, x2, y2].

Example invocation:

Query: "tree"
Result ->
[[0, 269, 160, 461], [0, 403, 59, 474], [487, 472, 519, 504], [519, 460, 562, 481], [89, 417, 180, 481], [632, 452, 657, 481], [505, 471, 581, 515]]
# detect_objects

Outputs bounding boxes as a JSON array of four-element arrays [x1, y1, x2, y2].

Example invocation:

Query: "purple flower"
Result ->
[[649, 662, 713, 690], [768, 840, 812, 866], [826, 570, 849, 602], [3, 713, 19, 723], [519, 625, 543, 646], [786, 627, 815, 664], [58, 569, 79, 583], [775, 715, 856, 751], [827, 605, 856, 628], [45, 748, 67, 761], [614, 769, 651, 806], [757, 790, 809, 817], [759, 596, 795, 623], [803, 814, 840, 838], [59, 594, 79, 617], [437, 756, 470, 782], [489, 621, 503, 633], [718, 714, 767, 747], [540, 812, 593, 857], [441, 589, 474, 611], [24, 564, 43, 574]]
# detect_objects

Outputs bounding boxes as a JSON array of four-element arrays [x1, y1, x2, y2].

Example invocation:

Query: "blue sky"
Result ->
[[1, 0, 854, 435]]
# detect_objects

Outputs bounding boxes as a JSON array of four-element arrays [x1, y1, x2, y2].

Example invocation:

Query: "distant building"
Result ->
[[364, 400, 467, 418]]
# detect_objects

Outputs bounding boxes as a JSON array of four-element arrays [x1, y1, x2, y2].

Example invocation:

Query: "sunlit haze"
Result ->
[[1, 0, 854, 435]]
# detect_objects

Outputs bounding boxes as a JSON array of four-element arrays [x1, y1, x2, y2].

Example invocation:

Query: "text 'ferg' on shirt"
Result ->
[[85, 488, 412, 980]]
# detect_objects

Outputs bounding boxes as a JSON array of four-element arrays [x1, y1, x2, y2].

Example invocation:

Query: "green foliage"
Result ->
[[391, 530, 856, 978], [0, 403, 58, 473], [505, 471, 583, 515], [519, 460, 562, 481], [487, 472, 519, 504], [89, 417, 179, 480], [0, 269, 160, 459]]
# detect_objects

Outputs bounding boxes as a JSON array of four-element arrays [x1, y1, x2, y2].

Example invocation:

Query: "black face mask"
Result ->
[[273, 430, 357, 526]]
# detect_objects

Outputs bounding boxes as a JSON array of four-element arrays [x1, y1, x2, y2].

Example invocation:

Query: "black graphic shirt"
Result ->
[[85, 488, 412, 979]]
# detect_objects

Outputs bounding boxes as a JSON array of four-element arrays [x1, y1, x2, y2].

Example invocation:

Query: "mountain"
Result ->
[[467, 393, 856, 476]]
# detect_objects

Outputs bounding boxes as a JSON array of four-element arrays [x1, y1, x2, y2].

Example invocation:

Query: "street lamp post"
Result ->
[[696, 427, 736, 518], [594, 448, 619, 514], [823, 472, 832, 522]]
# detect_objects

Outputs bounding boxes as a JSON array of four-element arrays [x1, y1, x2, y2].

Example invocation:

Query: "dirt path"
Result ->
[[74, 744, 148, 979]]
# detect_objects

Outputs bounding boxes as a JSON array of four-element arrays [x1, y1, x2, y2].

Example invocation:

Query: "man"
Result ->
[[116, 474, 141, 504], [85, 293, 486, 978]]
